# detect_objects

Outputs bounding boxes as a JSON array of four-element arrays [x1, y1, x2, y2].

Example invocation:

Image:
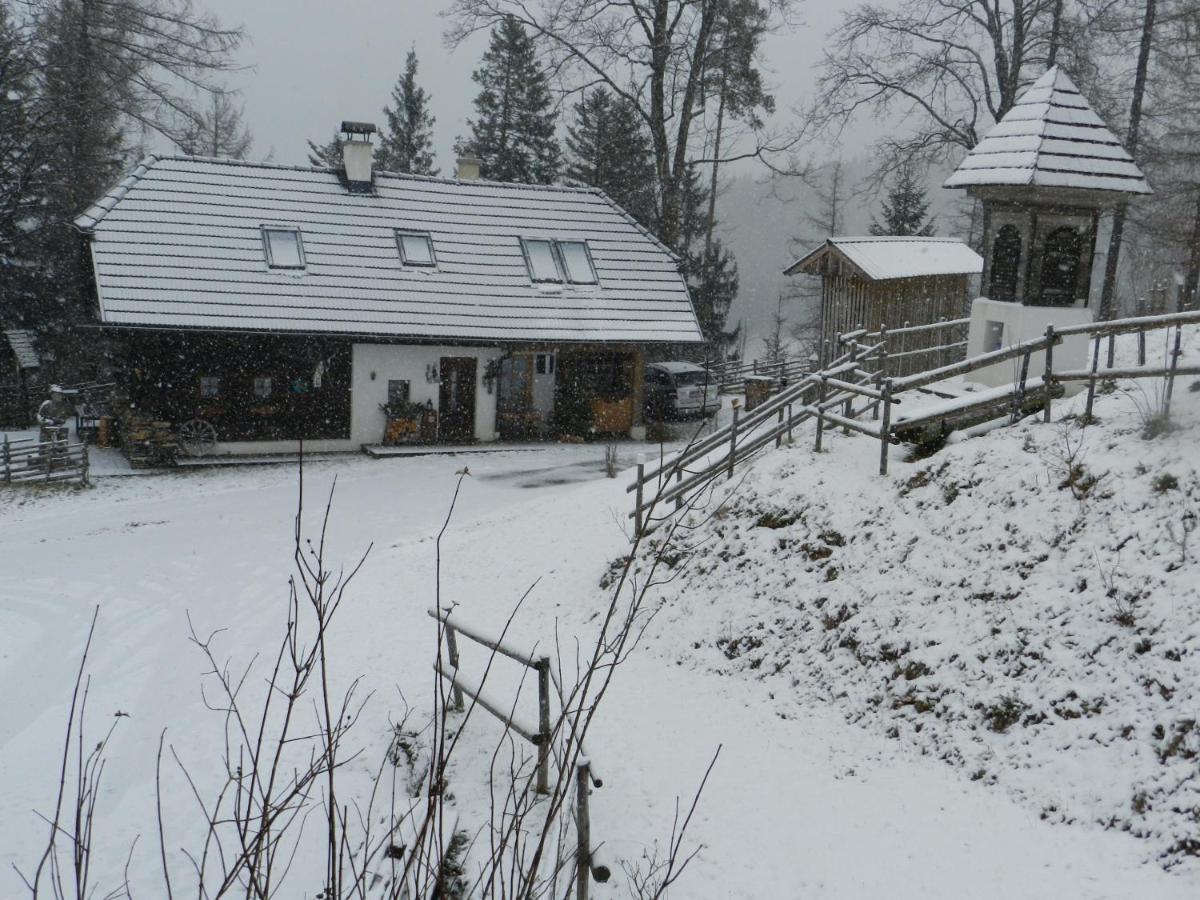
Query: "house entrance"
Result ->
[[438, 357, 477, 442]]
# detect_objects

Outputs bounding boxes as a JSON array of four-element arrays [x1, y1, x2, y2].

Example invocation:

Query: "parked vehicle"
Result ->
[[644, 361, 720, 421]]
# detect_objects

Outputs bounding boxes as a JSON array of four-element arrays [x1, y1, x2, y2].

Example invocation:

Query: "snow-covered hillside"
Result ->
[[632, 327, 1200, 869]]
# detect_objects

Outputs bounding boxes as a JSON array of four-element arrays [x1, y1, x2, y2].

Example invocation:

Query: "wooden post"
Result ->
[[1084, 334, 1101, 422], [576, 761, 591, 900], [81, 443, 90, 485], [536, 657, 551, 795], [1163, 324, 1184, 420], [445, 625, 465, 711], [634, 462, 645, 536], [786, 403, 794, 442], [1042, 324, 1056, 423], [775, 407, 784, 448], [843, 330, 858, 431], [874, 324, 888, 421], [814, 376, 827, 453], [1106, 331, 1116, 369], [2, 435, 9, 484], [1138, 328, 1146, 366], [879, 379, 893, 476], [674, 467, 682, 511], [727, 406, 739, 480]]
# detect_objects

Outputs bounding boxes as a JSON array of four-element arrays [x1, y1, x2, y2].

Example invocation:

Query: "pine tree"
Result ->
[[377, 48, 437, 175], [869, 162, 936, 236], [456, 17, 559, 184], [178, 90, 252, 159], [306, 133, 342, 169], [565, 87, 656, 229], [678, 165, 739, 355]]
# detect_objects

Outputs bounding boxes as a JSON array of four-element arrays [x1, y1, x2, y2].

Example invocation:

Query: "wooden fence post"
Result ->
[[536, 656, 551, 794], [674, 467, 682, 511], [775, 407, 784, 448], [576, 761, 591, 900], [787, 403, 794, 442], [81, 443, 90, 486], [1085, 334, 1102, 422], [814, 376, 827, 453], [843, 331, 859, 431], [1163, 324, 1184, 420], [1106, 331, 1116, 369], [444, 624, 465, 711], [727, 407, 739, 480], [879, 379, 892, 476], [2, 435, 9, 484], [1138, 328, 1146, 366], [874, 324, 888, 422], [1042, 324, 1056, 423], [634, 461, 645, 537]]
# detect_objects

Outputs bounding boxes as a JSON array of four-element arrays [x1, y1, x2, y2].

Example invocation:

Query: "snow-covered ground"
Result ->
[[2, 353, 1198, 897]]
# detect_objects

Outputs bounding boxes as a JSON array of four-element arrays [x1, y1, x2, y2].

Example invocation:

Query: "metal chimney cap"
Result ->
[[340, 121, 377, 136]]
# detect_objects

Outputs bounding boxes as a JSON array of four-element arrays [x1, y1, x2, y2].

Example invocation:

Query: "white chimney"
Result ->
[[456, 156, 483, 180], [340, 121, 376, 192]]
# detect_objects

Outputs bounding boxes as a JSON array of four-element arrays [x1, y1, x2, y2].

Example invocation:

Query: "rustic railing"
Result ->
[[1, 434, 90, 486], [427, 608, 611, 896], [628, 309, 1198, 524]]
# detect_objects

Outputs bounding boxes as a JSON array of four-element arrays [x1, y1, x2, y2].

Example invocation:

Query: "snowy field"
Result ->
[[2, 402, 1198, 896]]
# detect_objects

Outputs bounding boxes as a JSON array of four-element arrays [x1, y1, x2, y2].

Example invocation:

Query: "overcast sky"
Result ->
[[199, 0, 863, 173]]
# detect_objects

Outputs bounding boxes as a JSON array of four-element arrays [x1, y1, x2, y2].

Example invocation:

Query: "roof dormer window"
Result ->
[[262, 226, 305, 269], [558, 240, 597, 284], [396, 230, 437, 267], [521, 238, 563, 283]]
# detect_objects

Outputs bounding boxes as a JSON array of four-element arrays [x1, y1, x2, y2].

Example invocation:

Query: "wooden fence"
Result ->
[[427, 608, 611, 898], [628, 309, 1200, 531], [2, 434, 89, 486]]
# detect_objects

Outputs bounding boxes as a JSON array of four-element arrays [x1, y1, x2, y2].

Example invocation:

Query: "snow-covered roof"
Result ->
[[75, 156, 703, 344], [3, 329, 39, 369], [784, 237, 983, 281], [945, 67, 1150, 195]]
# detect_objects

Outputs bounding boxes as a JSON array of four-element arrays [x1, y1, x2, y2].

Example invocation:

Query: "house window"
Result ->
[[262, 227, 305, 269], [1038, 226, 1082, 307], [989, 225, 1021, 302], [199, 376, 221, 398], [253, 377, 273, 399], [558, 241, 598, 284], [535, 353, 555, 375], [396, 231, 436, 267], [387, 379, 411, 406], [522, 238, 563, 283]]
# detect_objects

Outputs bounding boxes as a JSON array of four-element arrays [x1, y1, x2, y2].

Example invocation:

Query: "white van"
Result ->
[[644, 361, 720, 420]]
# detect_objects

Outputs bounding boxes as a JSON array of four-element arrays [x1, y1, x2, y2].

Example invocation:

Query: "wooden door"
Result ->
[[438, 357, 477, 442]]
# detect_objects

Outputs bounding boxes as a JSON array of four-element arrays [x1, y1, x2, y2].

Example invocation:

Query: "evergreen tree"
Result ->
[[869, 162, 936, 236], [456, 17, 559, 184], [306, 132, 342, 169], [565, 87, 656, 229], [678, 164, 739, 355], [377, 48, 437, 175], [178, 89, 252, 159]]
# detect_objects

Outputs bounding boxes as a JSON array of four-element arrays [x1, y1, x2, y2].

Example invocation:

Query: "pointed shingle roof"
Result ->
[[945, 67, 1150, 195]]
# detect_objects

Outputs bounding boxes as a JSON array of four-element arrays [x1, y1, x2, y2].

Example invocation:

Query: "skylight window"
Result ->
[[522, 238, 563, 283], [397, 231, 436, 267], [558, 241, 597, 284], [262, 227, 305, 269]]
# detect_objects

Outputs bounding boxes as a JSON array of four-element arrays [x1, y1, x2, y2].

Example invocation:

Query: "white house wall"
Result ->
[[351, 343, 501, 445], [965, 298, 1092, 394]]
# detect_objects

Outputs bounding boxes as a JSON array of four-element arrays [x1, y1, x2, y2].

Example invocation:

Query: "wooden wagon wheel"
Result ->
[[178, 418, 218, 457]]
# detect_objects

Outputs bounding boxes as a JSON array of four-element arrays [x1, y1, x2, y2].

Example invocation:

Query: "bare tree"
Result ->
[[813, 0, 1060, 172], [446, 0, 797, 249], [176, 88, 252, 158]]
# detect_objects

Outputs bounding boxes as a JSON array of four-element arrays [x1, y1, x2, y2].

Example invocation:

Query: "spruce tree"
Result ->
[[378, 48, 437, 175], [565, 87, 656, 229], [869, 162, 936, 236], [306, 133, 342, 169], [456, 17, 559, 184]]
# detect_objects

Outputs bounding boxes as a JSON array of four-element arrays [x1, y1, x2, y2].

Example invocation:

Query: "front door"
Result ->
[[438, 357, 477, 442]]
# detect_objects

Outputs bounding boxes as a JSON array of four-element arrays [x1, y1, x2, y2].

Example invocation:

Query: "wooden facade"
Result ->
[[787, 238, 981, 377]]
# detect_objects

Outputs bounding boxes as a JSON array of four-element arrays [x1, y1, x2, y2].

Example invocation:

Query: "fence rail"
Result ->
[[2, 434, 89, 485], [427, 608, 610, 896], [628, 309, 1197, 530]]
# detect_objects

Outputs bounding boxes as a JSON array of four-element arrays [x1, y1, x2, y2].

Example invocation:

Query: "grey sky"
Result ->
[[201, 0, 863, 172]]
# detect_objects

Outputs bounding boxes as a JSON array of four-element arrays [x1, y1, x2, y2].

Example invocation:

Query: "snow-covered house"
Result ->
[[944, 66, 1151, 386], [74, 125, 702, 453], [783, 236, 983, 374]]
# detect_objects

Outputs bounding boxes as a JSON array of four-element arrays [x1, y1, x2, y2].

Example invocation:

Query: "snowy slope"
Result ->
[[630, 326, 1200, 871]]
